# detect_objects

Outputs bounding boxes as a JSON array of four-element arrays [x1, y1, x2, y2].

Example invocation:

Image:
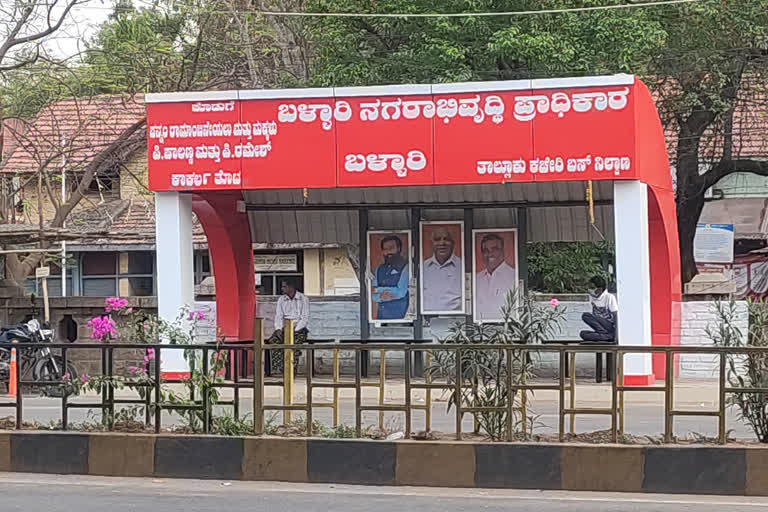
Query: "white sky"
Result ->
[[46, 0, 117, 61]]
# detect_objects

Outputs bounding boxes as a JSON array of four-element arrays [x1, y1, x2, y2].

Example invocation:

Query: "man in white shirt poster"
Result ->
[[421, 223, 464, 314], [267, 279, 310, 374], [474, 231, 517, 322]]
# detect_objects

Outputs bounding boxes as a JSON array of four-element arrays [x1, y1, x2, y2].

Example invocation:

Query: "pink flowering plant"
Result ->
[[73, 300, 226, 431], [86, 316, 117, 342], [85, 299, 208, 346]]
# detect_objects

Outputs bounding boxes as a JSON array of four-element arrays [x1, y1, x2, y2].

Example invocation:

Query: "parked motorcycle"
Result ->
[[0, 318, 79, 398]]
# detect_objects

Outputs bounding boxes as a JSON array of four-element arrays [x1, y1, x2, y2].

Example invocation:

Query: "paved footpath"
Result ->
[[2, 474, 768, 512], [0, 378, 757, 440]]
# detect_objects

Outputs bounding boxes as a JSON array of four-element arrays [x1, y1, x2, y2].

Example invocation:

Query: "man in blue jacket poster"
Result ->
[[371, 234, 409, 321]]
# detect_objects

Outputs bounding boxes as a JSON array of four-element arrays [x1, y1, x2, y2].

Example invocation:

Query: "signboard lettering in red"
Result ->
[[146, 77, 639, 191]]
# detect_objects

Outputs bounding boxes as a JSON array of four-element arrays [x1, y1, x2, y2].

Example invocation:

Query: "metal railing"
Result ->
[[0, 341, 258, 433], [0, 318, 765, 444]]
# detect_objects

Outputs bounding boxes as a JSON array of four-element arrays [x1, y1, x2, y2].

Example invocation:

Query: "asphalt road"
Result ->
[[2, 474, 768, 512]]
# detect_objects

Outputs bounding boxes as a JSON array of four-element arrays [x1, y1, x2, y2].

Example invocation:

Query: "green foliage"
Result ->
[[528, 242, 614, 294], [1, 0, 213, 120], [211, 413, 255, 436], [81, 2, 200, 94], [428, 289, 566, 440], [306, 0, 667, 86], [709, 300, 768, 443]]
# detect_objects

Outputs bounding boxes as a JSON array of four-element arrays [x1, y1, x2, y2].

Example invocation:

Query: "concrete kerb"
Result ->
[[243, 437, 307, 482], [0, 433, 9, 472], [395, 441, 475, 487], [1, 431, 768, 496], [89, 433, 155, 477]]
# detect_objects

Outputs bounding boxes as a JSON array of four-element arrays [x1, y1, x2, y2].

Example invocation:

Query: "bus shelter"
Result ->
[[146, 74, 680, 385]]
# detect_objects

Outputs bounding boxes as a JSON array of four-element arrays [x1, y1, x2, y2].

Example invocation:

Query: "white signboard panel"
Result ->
[[694, 224, 734, 264], [254, 254, 297, 272], [192, 301, 217, 343]]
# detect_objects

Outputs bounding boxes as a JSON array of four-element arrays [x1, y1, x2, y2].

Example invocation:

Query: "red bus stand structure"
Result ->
[[146, 74, 680, 385]]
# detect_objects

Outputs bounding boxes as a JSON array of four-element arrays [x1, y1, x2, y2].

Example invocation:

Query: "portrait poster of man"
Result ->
[[420, 221, 465, 315], [368, 231, 412, 323], [472, 229, 518, 323]]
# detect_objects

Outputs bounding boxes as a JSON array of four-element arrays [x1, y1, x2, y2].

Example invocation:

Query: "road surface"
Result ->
[[1, 474, 768, 511]]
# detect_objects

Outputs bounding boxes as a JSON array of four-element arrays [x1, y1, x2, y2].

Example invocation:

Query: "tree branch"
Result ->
[[704, 159, 768, 190], [0, 46, 40, 71], [0, 0, 82, 64], [50, 117, 146, 229]]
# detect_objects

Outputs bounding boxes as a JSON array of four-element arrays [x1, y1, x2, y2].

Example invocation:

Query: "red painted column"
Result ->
[[648, 185, 682, 380], [192, 192, 255, 343]]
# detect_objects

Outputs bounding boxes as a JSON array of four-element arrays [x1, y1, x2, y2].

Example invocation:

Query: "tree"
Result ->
[[306, 0, 768, 285], [0, 1, 152, 289], [0, 0, 84, 71], [0, 93, 146, 286], [0, 0, 298, 289], [190, 0, 311, 89], [647, 1, 768, 283]]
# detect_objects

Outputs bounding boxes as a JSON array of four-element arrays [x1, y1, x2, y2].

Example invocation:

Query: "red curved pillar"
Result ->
[[648, 186, 682, 380], [192, 192, 255, 343]]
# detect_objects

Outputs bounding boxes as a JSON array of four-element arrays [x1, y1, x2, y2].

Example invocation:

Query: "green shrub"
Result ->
[[527, 242, 614, 294]]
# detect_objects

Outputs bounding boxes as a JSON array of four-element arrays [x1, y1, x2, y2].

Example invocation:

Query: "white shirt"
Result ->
[[422, 254, 463, 312], [590, 290, 618, 321], [475, 261, 517, 321], [274, 291, 310, 332]]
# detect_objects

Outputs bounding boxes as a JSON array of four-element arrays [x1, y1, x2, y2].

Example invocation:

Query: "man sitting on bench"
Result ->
[[267, 279, 310, 374], [580, 276, 618, 343]]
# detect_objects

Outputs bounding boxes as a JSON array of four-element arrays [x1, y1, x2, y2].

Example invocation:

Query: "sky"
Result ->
[[46, 0, 116, 60]]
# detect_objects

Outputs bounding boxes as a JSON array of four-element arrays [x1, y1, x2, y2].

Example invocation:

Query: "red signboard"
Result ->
[[530, 86, 635, 183], [240, 98, 336, 189], [433, 90, 534, 185], [336, 95, 435, 187], [146, 79, 640, 191], [147, 98, 242, 191]]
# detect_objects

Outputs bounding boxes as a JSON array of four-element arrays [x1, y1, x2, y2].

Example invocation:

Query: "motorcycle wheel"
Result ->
[[35, 357, 79, 398]]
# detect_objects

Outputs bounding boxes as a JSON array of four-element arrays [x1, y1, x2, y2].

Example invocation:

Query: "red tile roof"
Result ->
[[0, 118, 27, 161], [657, 76, 768, 165], [0, 94, 145, 174]]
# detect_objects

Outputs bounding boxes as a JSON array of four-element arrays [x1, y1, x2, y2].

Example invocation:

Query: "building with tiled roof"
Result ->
[[1, 95, 145, 175]]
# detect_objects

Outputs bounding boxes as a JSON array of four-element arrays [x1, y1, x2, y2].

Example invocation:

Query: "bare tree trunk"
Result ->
[[677, 184, 706, 285], [256, 0, 310, 83]]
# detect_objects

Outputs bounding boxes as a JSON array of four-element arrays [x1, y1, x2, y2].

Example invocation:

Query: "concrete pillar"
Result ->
[[614, 181, 654, 385], [155, 191, 194, 376]]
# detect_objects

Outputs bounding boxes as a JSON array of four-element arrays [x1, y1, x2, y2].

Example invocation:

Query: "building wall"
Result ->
[[119, 152, 149, 199], [303, 249, 322, 295], [320, 248, 358, 295], [17, 150, 147, 224], [678, 301, 749, 379]]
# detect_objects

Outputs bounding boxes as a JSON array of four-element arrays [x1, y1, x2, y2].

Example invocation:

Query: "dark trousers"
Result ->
[[266, 328, 308, 375], [580, 313, 616, 343]]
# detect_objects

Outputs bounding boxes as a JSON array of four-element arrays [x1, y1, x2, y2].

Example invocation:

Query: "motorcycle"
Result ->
[[0, 318, 79, 398]]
